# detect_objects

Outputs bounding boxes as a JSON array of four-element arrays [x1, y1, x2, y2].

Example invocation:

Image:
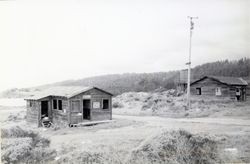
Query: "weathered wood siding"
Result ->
[[51, 97, 69, 126], [190, 78, 230, 98], [69, 88, 112, 124], [190, 77, 247, 101], [246, 86, 250, 101], [26, 88, 112, 126], [26, 100, 40, 125]]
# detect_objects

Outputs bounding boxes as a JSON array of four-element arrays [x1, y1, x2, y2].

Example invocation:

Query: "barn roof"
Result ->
[[24, 86, 112, 100], [191, 76, 248, 86]]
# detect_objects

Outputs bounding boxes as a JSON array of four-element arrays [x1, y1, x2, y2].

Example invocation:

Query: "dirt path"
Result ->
[[47, 114, 250, 152], [114, 114, 250, 126], [113, 114, 250, 135]]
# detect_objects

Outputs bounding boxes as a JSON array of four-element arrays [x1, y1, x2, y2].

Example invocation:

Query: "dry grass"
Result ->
[[52, 129, 223, 164], [128, 129, 221, 164], [113, 91, 250, 118], [1, 126, 56, 164]]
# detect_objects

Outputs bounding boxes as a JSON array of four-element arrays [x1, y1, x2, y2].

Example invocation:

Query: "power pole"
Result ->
[[186, 16, 198, 110]]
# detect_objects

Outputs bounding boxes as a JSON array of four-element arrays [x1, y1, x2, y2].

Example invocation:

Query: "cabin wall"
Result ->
[[51, 98, 69, 126], [26, 100, 40, 125], [88, 89, 112, 121], [190, 78, 231, 98], [69, 88, 112, 124], [246, 86, 250, 101], [190, 78, 247, 101]]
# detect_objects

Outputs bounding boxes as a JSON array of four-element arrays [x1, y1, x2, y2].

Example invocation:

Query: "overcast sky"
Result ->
[[0, 0, 249, 91]]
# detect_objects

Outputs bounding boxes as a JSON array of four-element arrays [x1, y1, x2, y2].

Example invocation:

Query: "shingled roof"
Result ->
[[191, 76, 248, 86], [24, 86, 112, 100]]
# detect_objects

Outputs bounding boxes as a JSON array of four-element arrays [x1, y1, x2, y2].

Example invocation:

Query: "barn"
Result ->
[[25, 86, 113, 127], [190, 76, 248, 101]]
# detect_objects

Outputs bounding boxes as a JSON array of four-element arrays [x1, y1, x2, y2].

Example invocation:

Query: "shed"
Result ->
[[190, 76, 248, 101], [25, 86, 113, 127]]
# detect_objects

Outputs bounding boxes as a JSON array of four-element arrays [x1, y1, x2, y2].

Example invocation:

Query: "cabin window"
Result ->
[[53, 99, 57, 109], [215, 87, 221, 96], [196, 88, 201, 95], [58, 100, 62, 110], [103, 99, 109, 109], [236, 88, 241, 96], [29, 101, 32, 107]]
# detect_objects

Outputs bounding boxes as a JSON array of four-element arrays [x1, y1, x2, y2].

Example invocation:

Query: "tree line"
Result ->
[[1, 58, 249, 97]]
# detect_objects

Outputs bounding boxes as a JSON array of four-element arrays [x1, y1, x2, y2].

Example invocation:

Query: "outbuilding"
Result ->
[[25, 86, 113, 127], [190, 76, 248, 101]]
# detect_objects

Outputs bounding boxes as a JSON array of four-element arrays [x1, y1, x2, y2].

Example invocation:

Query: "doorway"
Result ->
[[83, 99, 91, 120], [41, 101, 49, 118]]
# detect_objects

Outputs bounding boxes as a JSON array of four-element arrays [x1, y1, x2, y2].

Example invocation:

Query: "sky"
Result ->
[[0, 0, 249, 91]]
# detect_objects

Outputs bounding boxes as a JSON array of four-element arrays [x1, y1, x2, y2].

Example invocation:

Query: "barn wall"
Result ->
[[190, 78, 231, 98], [26, 100, 40, 125], [69, 88, 112, 124]]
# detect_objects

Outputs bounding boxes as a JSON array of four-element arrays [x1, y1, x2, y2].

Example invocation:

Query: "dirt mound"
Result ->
[[112, 90, 245, 118], [128, 130, 221, 164]]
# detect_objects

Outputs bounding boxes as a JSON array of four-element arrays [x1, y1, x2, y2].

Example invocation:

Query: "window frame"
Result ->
[[29, 101, 32, 107], [215, 87, 222, 96], [196, 88, 201, 95], [53, 99, 57, 109], [58, 99, 62, 110], [102, 99, 109, 110]]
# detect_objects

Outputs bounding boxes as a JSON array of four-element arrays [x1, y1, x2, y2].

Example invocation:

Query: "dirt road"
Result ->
[[113, 114, 250, 134], [46, 114, 250, 152]]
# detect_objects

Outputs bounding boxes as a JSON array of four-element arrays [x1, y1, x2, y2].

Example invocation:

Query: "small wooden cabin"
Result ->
[[25, 87, 113, 127], [190, 76, 248, 101], [243, 78, 250, 101]]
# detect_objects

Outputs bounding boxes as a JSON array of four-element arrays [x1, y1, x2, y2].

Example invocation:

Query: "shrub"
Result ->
[[113, 101, 124, 108], [1, 126, 56, 164], [2, 138, 33, 163], [128, 129, 221, 164]]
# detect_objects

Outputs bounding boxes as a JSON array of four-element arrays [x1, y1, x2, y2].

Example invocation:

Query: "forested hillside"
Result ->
[[52, 72, 179, 95], [192, 58, 250, 79], [57, 57, 250, 94], [1, 58, 249, 97]]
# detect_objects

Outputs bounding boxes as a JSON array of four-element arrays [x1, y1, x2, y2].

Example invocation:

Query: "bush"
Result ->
[[128, 129, 221, 164], [113, 101, 124, 108], [2, 138, 33, 163], [1, 126, 56, 164]]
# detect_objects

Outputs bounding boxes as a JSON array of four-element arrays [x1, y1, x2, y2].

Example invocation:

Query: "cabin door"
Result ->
[[41, 101, 49, 118], [83, 99, 91, 120]]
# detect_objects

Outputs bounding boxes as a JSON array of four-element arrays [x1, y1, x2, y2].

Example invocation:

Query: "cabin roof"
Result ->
[[24, 86, 112, 100], [191, 76, 248, 86]]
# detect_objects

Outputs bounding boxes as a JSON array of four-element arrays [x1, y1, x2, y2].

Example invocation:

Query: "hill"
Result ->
[[1, 58, 249, 98]]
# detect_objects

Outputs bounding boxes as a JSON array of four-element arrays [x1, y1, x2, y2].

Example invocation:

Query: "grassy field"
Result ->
[[1, 97, 250, 163]]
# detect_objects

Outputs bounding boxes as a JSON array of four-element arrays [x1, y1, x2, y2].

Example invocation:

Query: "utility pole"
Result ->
[[186, 16, 198, 110]]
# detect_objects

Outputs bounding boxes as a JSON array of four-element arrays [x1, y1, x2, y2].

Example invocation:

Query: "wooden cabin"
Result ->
[[190, 76, 248, 101], [25, 86, 113, 127], [243, 78, 250, 101]]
